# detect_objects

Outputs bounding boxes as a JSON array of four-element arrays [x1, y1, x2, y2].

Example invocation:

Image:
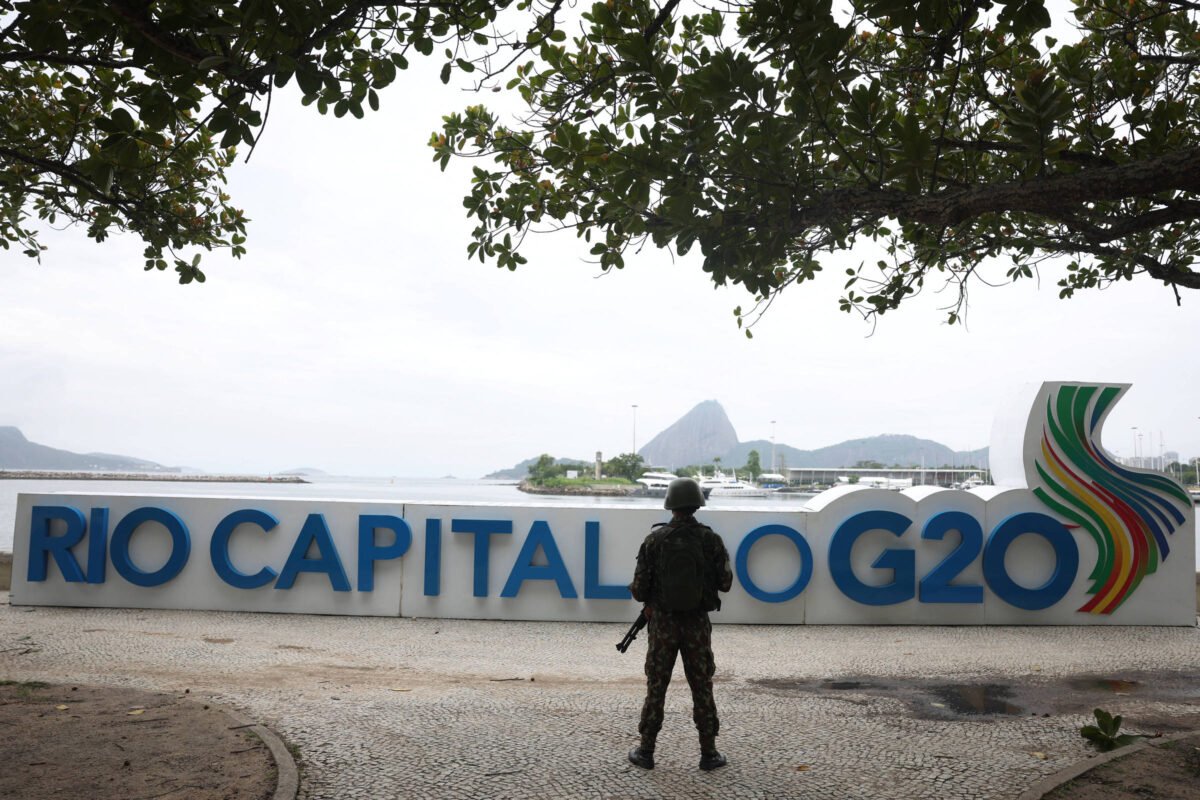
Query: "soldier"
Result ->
[[627, 477, 733, 771]]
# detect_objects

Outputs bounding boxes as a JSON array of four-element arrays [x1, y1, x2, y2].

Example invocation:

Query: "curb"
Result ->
[[1017, 729, 1200, 800], [221, 706, 300, 800]]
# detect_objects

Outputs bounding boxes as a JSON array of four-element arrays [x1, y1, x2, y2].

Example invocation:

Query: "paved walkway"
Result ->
[[1, 595, 1197, 800]]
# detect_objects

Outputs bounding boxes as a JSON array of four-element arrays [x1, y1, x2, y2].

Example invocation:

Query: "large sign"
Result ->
[[10, 383, 1196, 624]]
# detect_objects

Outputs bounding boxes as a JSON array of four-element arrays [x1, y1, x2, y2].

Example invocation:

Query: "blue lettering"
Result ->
[[357, 514, 411, 591], [110, 507, 191, 588], [736, 524, 813, 603], [276, 514, 350, 592], [452, 519, 512, 598], [501, 520, 577, 598], [86, 508, 109, 584], [28, 505, 87, 583], [829, 510, 915, 606], [983, 512, 1079, 610], [919, 511, 984, 604], [211, 509, 279, 590], [424, 519, 442, 597], [584, 521, 630, 600]]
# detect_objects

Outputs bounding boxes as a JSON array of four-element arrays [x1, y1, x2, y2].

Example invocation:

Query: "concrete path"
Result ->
[[1, 596, 1197, 800]]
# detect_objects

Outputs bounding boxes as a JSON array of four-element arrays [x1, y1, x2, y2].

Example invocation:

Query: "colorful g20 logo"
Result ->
[[1029, 384, 1191, 614]]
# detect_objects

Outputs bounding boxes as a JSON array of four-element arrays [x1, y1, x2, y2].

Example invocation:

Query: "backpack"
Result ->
[[656, 523, 709, 612]]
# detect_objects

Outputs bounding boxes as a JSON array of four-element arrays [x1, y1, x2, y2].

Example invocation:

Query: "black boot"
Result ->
[[628, 746, 655, 769], [699, 735, 726, 771]]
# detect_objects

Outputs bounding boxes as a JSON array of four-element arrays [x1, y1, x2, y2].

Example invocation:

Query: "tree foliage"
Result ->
[[527, 452, 559, 483], [437, 0, 1200, 325], [743, 448, 762, 478], [0, 0, 509, 280], [6, 0, 1200, 321], [604, 451, 645, 480], [527, 453, 590, 483]]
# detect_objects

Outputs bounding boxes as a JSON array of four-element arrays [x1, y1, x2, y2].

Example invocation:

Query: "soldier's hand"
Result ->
[[643, 605, 653, 620]]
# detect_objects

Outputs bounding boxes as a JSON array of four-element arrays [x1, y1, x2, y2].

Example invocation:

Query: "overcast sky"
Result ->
[[1, 58, 1197, 479]]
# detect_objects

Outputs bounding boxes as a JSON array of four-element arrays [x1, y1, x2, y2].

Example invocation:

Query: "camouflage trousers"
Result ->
[[638, 609, 719, 740]]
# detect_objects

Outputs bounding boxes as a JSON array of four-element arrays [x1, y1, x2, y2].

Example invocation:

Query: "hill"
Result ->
[[639, 400, 739, 468], [721, 436, 988, 472], [0, 426, 176, 472]]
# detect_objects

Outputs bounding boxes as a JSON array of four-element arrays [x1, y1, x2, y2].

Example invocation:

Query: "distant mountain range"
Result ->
[[487, 401, 988, 478], [0, 426, 177, 472], [721, 435, 988, 472]]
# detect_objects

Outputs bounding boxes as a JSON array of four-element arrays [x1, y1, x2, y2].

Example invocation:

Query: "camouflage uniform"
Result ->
[[629, 514, 733, 751]]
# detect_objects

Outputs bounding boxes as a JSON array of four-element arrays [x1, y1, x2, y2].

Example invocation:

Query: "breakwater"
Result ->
[[517, 480, 636, 497]]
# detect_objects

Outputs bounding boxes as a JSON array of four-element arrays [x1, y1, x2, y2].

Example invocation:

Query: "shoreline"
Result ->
[[517, 480, 636, 497], [0, 470, 308, 484]]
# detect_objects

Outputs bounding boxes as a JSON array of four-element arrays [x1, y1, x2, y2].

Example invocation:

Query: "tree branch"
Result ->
[[1052, 202, 1200, 244], [0, 50, 136, 68], [106, 0, 213, 68], [1133, 52, 1200, 67], [791, 146, 1200, 232], [644, 0, 682, 42], [1058, 238, 1200, 290], [934, 137, 1117, 167], [0, 10, 25, 42], [0, 146, 137, 217]]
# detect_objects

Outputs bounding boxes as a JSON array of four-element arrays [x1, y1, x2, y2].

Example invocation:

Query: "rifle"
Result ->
[[615, 610, 648, 653]]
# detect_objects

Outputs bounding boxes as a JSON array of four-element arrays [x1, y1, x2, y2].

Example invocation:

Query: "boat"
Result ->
[[956, 474, 987, 490], [635, 471, 713, 499], [635, 471, 680, 497], [836, 475, 913, 490], [757, 472, 787, 489], [698, 469, 772, 498]]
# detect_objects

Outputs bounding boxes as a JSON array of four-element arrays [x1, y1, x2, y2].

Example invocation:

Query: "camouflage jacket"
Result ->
[[629, 515, 733, 612]]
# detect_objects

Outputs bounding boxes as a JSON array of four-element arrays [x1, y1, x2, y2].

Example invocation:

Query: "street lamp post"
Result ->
[[1131, 426, 1139, 466], [771, 420, 777, 473]]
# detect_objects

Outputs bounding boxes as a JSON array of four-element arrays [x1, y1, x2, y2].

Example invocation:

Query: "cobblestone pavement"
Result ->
[[1, 596, 1197, 800]]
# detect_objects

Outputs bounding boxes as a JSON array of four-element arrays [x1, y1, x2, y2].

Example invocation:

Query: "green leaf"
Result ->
[[296, 69, 322, 96], [109, 108, 136, 133]]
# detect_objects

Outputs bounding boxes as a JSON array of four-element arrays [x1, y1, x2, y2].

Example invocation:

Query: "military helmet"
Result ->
[[664, 477, 706, 510]]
